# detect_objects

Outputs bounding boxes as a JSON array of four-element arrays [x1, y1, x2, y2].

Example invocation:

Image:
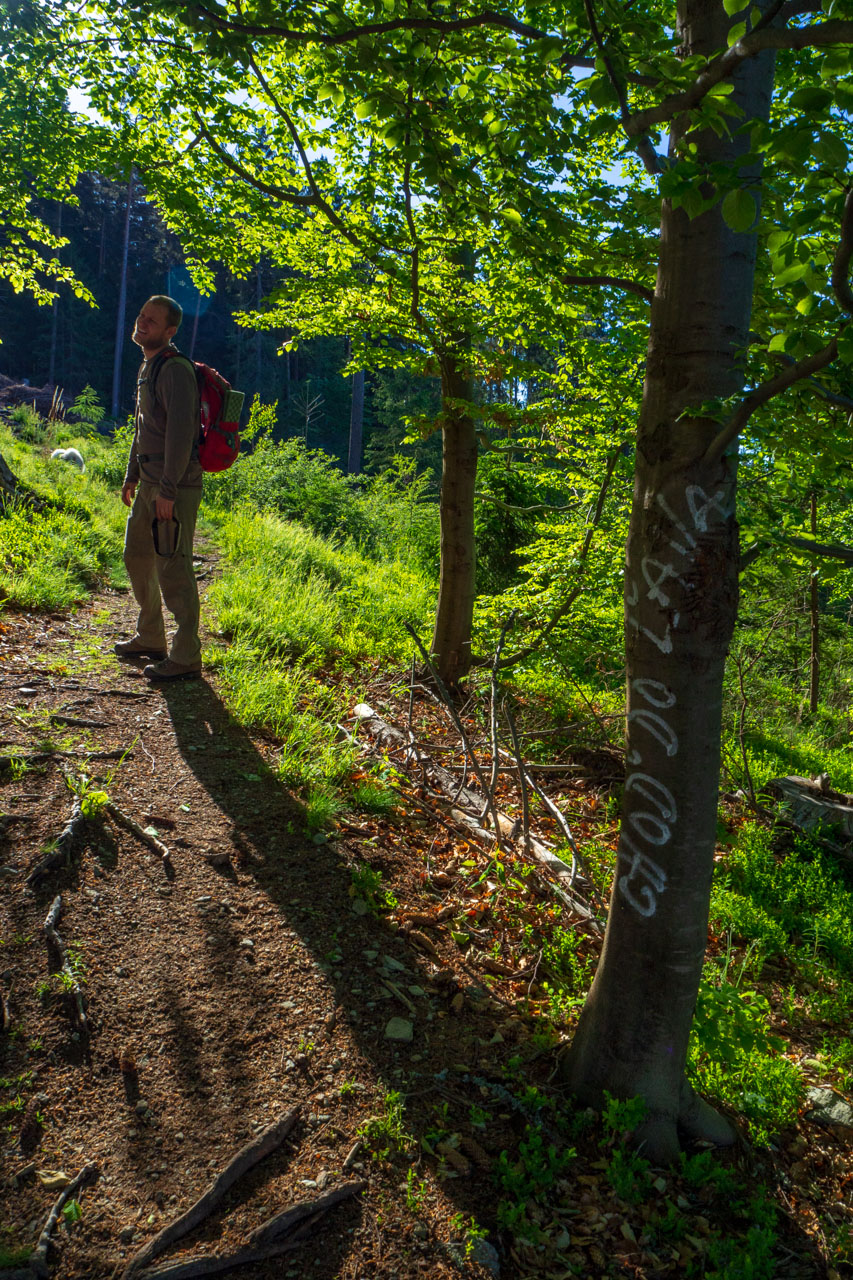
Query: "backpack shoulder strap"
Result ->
[[149, 346, 195, 402]]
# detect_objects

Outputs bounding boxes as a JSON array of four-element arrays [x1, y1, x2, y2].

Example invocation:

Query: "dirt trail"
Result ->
[[0, 557, 504, 1279]]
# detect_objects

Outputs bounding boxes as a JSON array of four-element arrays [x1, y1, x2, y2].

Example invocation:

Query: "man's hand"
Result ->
[[121, 481, 136, 507], [155, 496, 175, 521]]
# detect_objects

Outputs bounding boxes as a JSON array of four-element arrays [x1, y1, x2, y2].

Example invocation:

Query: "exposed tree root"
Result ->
[[27, 1162, 99, 1279], [49, 714, 113, 729], [43, 895, 87, 1036], [121, 1107, 301, 1280], [132, 1183, 367, 1279], [677, 1081, 737, 1148], [104, 803, 174, 877], [25, 799, 85, 888]]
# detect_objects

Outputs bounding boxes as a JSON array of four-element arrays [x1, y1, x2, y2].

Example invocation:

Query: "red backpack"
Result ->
[[150, 347, 244, 473]]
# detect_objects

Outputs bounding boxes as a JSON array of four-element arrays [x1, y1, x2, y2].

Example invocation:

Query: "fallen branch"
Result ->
[[43, 895, 87, 1035], [121, 1108, 301, 1280], [104, 803, 174, 876], [135, 1183, 366, 1278], [523, 770, 610, 918], [504, 704, 531, 852], [403, 623, 505, 845], [481, 612, 516, 821], [28, 1163, 99, 1280], [26, 799, 85, 888], [354, 704, 600, 928]]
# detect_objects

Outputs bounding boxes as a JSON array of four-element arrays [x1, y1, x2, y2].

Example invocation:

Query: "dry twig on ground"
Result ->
[[354, 703, 600, 927]]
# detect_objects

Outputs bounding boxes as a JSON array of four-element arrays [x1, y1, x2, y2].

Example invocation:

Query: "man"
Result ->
[[115, 295, 203, 681]]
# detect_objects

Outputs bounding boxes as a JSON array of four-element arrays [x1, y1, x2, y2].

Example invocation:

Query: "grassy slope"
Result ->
[[2, 416, 853, 1274]]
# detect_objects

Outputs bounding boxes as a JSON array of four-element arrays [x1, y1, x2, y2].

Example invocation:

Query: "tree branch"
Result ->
[[704, 189, 853, 465], [403, 84, 423, 322], [476, 494, 581, 514], [178, 4, 552, 47], [770, 352, 853, 411], [563, 273, 653, 302], [483, 444, 624, 670], [627, 21, 853, 137], [580, 0, 662, 176], [243, 45, 380, 257], [832, 187, 853, 317], [740, 533, 853, 571], [783, 534, 853, 565], [192, 119, 314, 207], [703, 336, 840, 465]]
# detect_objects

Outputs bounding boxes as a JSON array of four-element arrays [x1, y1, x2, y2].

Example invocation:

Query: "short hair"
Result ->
[[147, 295, 183, 330]]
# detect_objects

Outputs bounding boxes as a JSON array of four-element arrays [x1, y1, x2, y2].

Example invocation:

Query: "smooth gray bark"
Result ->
[[563, 0, 777, 1160]]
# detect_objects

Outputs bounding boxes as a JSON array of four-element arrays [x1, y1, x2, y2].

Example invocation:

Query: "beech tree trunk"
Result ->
[[563, 0, 776, 1160], [430, 358, 478, 686]]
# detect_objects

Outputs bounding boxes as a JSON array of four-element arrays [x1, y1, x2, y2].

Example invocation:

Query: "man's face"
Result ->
[[132, 301, 176, 352]]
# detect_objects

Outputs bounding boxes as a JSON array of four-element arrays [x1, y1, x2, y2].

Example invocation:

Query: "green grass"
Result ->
[[0, 418, 128, 610], [202, 640, 354, 793], [207, 508, 435, 667], [200, 506, 436, 805], [688, 818, 853, 1143], [711, 822, 853, 972]]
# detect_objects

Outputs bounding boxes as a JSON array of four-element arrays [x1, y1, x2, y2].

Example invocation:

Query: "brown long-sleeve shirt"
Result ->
[[124, 348, 202, 502]]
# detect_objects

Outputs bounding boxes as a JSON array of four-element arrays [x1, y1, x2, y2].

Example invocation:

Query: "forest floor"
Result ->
[[1, 543, 852, 1280]]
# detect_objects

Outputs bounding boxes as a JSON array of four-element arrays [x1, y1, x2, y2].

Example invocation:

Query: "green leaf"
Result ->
[[721, 189, 756, 232], [354, 100, 374, 120], [838, 327, 853, 365], [723, 0, 744, 14], [727, 21, 747, 45], [789, 86, 833, 112], [836, 83, 853, 113], [814, 131, 849, 168], [774, 260, 810, 287]]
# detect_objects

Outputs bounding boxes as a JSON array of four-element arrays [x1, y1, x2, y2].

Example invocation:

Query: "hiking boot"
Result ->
[[143, 658, 202, 682], [115, 638, 167, 661]]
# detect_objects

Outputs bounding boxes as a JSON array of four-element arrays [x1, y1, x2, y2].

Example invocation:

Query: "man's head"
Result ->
[[132, 296, 182, 356]]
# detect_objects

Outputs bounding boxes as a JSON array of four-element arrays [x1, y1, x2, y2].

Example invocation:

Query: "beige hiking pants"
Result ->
[[123, 482, 202, 666]]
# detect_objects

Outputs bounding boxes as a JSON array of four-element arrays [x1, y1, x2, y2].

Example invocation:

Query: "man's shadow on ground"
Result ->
[[155, 673, 511, 1275]]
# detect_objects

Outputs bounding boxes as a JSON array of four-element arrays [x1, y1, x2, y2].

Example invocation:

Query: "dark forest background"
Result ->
[[0, 173, 442, 474]]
